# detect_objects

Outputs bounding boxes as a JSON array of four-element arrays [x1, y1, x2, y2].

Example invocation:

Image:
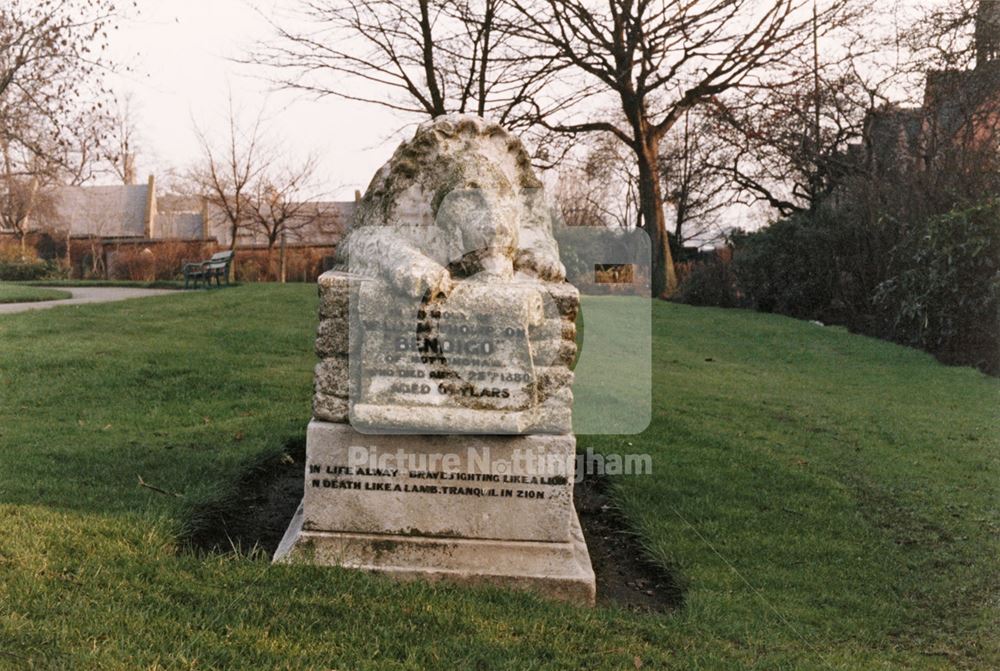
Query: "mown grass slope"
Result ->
[[0, 285, 995, 669]]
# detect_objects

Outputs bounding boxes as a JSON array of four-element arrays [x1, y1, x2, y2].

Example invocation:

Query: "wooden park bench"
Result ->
[[183, 251, 234, 289]]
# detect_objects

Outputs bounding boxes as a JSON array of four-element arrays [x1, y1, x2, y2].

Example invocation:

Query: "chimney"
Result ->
[[354, 189, 362, 203], [123, 153, 136, 185], [145, 174, 157, 239]]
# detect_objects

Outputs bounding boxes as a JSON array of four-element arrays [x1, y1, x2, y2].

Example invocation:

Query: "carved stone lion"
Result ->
[[334, 114, 565, 297]]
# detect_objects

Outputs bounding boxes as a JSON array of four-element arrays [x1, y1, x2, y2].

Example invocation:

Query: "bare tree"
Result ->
[[901, 0, 1000, 210], [0, 0, 121, 253], [75, 190, 120, 279], [553, 132, 639, 229], [0, 136, 49, 255], [104, 94, 140, 185], [247, 0, 572, 131], [708, 67, 874, 216], [510, 0, 854, 297], [705, 1, 903, 218], [244, 154, 323, 267], [559, 109, 730, 249], [906, 0, 979, 72], [659, 111, 731, 250], [0, 0, 119, 165], [192, 99, 333, 283], [0, 115, 102, 256], [192, 97, 268, 253]]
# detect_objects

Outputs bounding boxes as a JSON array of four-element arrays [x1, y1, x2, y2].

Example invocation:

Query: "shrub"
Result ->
[[108, 242, 211, 281], [0, 258, 51, 281], [874, 200, 1000, 373], [151, 241, 208, 280], [236, 255, 266, 282], [674, 249, 743, 308], [109, 247, 156, 282], [0, 245, 57, 281], [731, 214, 838, 319], [233, 247, 334, 283], [729, 204, 895, 326]]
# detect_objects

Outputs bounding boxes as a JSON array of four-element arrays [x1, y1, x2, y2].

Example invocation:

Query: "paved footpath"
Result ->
[[0, 287, 177, 315]]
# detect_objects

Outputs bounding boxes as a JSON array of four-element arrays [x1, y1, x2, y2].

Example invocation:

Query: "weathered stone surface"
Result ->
[[313, 393, 348, 424], [560, 320, 577, 343], [542, 281, 580, 322], [536, 366, 574, 397], [315, 318, 349, 358], [351, 277, 543, 425], [301, 421, 575, 542], [318, 271, 354, 321], [530, 338, 577, 370], [306, 115, 581, 435], [275, 502, 596, 606], [314, 356, 349, 398]]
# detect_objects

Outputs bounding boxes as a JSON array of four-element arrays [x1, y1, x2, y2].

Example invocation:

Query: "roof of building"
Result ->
[[157, 194, 203, 213], [156, 212, 204, 239], [48, 184, 149, 238], [32, 180, 355, 245]]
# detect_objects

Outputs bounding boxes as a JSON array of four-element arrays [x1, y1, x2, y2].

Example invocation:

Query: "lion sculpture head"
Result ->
[[335, 114, 565, 298]]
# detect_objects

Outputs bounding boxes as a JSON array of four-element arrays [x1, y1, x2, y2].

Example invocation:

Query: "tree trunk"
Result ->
[[18, 177, 39, 259], [279, 231, 288, 284], [228, 221, 239, 282], [228, 221, 239, 252], [635, 138, 678, 298], [419, 0, 446, 116], [264, 243, 274, 282]]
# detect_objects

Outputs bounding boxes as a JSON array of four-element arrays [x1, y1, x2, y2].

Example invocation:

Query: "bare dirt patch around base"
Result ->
[[184, 439, 682, 613]]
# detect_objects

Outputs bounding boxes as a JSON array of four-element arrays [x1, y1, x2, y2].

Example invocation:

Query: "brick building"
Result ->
[[864, 1, 1000, 175]]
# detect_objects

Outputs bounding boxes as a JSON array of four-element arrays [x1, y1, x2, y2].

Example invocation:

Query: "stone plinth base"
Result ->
[[273, 420, 596, 606], [274, 502, 595, 605]]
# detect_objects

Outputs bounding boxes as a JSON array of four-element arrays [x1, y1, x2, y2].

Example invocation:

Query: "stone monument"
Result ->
[[274, 114, 595, 605]]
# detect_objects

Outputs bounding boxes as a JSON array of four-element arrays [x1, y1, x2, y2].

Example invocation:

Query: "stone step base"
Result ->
[[274, 501, 596, 606]]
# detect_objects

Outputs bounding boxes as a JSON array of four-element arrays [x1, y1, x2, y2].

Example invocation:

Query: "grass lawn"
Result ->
[[0, 283, 71, 304], [0, 285, 996, 669]]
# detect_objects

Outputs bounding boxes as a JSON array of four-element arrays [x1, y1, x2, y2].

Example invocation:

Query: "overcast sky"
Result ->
[[105, 0, 408, 200], [105, 0, 938, 210]]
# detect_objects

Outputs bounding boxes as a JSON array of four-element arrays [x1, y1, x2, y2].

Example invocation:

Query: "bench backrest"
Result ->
[[206, 251, 234, 269]]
